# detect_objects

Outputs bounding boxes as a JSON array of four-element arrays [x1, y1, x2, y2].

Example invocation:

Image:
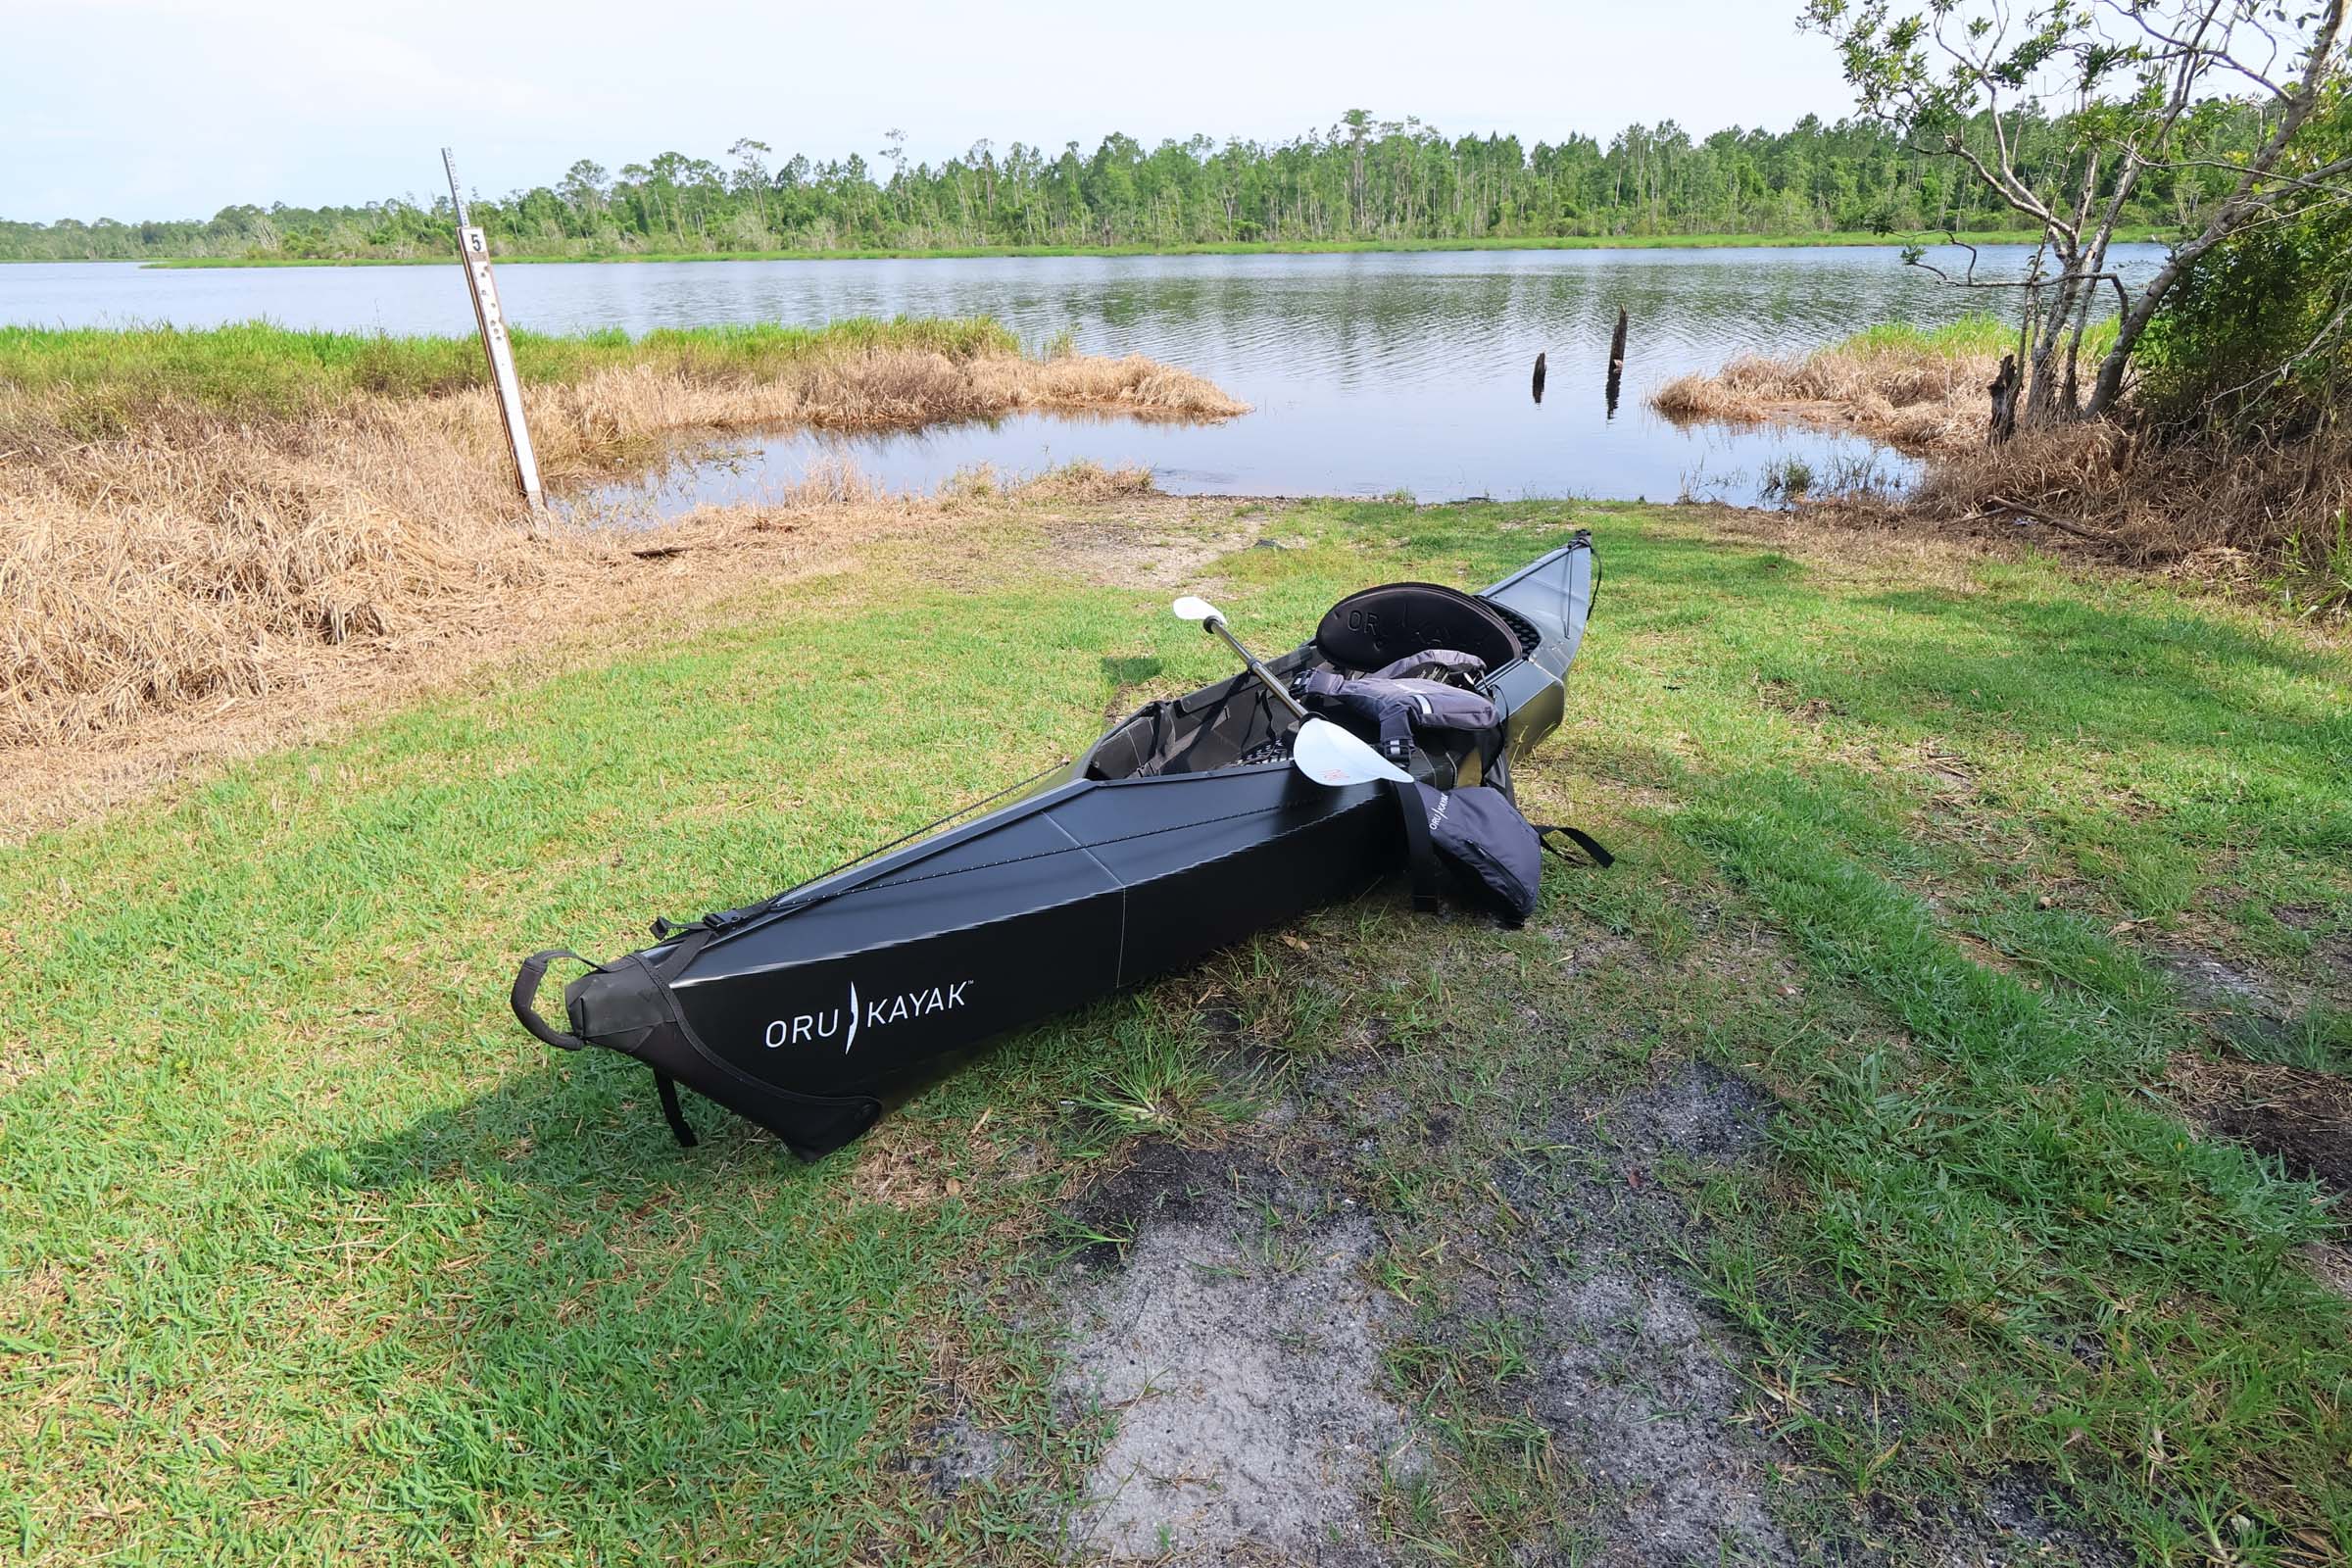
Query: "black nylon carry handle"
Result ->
[[512, 949, 594, 1051], [1538, 825, 1616, 868]]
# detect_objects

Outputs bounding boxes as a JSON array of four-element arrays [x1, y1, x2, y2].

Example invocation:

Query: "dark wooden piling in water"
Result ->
[[1531, 351, 1546, 404], [1604, 307, 1628, 416]]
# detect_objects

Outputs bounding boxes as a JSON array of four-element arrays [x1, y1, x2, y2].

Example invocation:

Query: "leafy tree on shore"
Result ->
[[1802, 0, 2349, 424], [2141, 74, 2350, 438]]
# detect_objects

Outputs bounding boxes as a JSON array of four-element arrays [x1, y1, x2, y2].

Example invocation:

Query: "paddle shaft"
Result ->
[[1202, 617, 1309, 722]]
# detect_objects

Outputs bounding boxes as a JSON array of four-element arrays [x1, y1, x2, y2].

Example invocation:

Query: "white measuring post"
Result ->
[[443, 147, 546, 514]]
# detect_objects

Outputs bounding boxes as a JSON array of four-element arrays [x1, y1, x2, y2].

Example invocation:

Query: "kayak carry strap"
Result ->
[[654, 1072, 699, 1148], [511, 949, 594, 1052], [1390, 778, 1441, 912], [512, 951, 698, 1149], [1537, 825, 1616, 868]]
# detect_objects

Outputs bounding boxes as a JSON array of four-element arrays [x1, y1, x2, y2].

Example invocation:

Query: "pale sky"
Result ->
[[2, 0, 1856, 221]]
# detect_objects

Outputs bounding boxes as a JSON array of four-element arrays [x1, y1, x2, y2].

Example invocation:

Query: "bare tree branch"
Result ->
[[2153, 154, 2352, 202], [2100, 0, 2291, 97]]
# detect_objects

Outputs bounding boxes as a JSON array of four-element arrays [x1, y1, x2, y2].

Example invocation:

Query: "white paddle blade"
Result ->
[[1292, 717, 1412, 787], [1171, 595, 1222, 623]]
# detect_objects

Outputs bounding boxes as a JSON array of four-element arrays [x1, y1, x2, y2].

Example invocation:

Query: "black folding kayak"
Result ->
[[513, 536, 1597, 1157]]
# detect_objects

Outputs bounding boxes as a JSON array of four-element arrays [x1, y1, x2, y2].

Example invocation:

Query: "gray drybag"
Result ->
[[1294, 648, 1499, 761], [1395, 780, 1612, 924]]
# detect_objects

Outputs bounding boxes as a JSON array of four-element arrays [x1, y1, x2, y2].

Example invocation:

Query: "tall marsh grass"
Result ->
[[1652, 313, 2124, 454], [1, 317, 1023, 428], [1834, 313, 2117, 361], [1652, 311, 2351, 577], [0, 319, 1244, 746]]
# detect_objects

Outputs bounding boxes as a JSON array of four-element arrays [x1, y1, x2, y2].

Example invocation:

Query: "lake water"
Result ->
[[3, 246, 2163, 508]]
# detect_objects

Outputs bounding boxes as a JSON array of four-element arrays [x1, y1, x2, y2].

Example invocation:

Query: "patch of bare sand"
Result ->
[[1042, 500, 1275, 589], [1061, 1215, 1408, 1564], [1491, 1063, 1798, 1566], [1529, 1266, 1792, 1564], [1049, 1136, 1412, 1564]]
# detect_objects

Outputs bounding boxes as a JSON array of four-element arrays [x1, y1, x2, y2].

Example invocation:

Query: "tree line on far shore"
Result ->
[[0, 106, 2281, 263]]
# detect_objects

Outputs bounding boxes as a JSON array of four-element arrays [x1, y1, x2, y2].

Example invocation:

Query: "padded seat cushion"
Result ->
[[1314, 582, 1522, 674]]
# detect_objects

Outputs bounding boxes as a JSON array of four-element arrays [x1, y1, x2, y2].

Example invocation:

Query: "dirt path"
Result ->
[[1032, 986, 2129, 1565]]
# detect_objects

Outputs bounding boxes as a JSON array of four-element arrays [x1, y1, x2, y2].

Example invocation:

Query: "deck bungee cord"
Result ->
[[646, 755, 1076, 942]]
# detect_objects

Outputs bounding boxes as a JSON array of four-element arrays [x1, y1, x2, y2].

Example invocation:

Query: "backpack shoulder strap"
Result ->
[[1536, 824, 1615, 868], [1392, 778, 1442, 911]]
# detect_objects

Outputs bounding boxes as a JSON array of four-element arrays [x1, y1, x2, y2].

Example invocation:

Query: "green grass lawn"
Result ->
[[2, 502, 2346, 1563], [0, 317, 1019, 421]]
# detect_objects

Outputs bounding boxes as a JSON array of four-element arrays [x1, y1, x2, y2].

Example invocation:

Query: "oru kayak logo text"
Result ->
[[765, 979, 973, 1054]]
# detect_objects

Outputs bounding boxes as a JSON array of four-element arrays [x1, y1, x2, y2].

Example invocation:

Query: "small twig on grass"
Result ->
[[1986, 494, 2113, 542]]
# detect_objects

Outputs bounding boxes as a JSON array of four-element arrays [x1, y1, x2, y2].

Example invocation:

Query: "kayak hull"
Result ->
[[670, 764, 1395, 1099], [517, 536, 1596, 1157]]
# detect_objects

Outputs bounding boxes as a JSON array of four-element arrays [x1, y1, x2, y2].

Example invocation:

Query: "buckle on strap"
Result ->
[[651, 905, 756, 942]]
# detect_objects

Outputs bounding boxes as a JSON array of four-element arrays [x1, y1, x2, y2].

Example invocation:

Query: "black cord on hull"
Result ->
[[650, 756, 1071, 941]]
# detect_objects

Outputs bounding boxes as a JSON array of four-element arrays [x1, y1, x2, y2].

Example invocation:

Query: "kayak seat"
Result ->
[[1086, 702, 1168, 781], [1315, 582, 1522, 675], [1086, 648, 1330, 782]]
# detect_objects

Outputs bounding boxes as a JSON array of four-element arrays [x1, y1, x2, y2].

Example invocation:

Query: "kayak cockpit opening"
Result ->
[[1086, 579, 1529, 788], [1084, 647, 1319, 781]]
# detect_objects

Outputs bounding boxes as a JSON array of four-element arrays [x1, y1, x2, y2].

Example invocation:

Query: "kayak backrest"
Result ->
[[1315, 582, 1522, 675]]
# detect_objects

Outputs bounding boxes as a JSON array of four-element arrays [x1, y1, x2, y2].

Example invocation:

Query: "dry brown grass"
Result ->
[[1004, 458, 1158, 502], [1899, 419, 2352, 569], [518, 349, 1241, 467], [0, 488, 899, 835], [1, 391, 534, 747], [0, 479, 1271, 839], [0, 345, 1244, 758], [1651, 341, 1997, 454], [1655, 330, 2350, 573]]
